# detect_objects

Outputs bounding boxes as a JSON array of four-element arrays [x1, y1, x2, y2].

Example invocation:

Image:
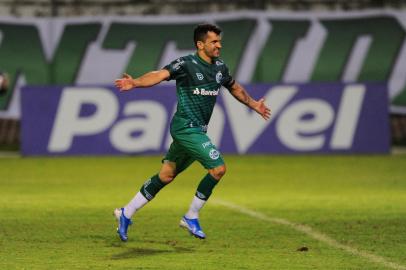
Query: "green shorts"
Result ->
[[163, 116, 225, 173]]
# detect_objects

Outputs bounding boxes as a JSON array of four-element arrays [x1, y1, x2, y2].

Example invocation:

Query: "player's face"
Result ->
[[202, 31, 222, 59]]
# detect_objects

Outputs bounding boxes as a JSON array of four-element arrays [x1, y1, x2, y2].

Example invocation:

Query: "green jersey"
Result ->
[[164, 53, 234, 128]]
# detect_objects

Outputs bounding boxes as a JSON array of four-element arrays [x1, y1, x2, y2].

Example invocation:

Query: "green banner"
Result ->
[[1, 11, 406, 117]]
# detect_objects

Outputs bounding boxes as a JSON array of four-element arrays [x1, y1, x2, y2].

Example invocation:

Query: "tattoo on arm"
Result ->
[[230, 82, 253, 107]]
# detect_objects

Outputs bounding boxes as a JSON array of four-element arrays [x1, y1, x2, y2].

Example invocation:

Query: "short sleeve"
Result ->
[[222, 65, 235, 91], [163, 57, 185, 81]]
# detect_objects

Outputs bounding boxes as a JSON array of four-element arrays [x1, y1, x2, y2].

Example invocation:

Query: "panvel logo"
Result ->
[[222, 84, 369, 153], [192, 87, 220, 96], [37, 83, 386, 156], [47, 87, 168, 153]]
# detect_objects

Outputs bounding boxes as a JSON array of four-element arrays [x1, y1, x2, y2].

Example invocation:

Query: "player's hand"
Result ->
[[253, 98, 271, 120], [115, 73, 135, 92]]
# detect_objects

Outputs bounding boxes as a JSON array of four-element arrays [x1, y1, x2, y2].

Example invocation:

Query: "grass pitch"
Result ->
[[0, 155, 406, 269]]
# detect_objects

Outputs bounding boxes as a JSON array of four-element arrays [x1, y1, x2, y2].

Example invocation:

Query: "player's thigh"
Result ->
[[162, 140, 195, 175], [177, 131, 225, 170]]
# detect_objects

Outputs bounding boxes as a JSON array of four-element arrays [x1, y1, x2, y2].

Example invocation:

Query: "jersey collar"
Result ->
[[194, 53, 218, 66]]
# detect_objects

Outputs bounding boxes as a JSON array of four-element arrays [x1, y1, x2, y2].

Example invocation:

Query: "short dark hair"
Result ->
[[193, 23, 222, 48]]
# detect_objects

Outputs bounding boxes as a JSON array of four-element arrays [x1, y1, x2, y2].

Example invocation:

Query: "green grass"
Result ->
[[1, 155, 406, 269]]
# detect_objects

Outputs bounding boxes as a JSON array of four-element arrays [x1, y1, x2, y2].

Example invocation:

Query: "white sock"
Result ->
[[123, 192, 149, 219], [185, 196, 206, 219]]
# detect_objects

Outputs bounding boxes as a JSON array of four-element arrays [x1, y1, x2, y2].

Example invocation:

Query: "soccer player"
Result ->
[[114, 23, 271, 241]]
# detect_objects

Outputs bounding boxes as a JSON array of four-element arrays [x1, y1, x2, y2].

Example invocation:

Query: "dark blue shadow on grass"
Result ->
[[110, 240, 195, 260]]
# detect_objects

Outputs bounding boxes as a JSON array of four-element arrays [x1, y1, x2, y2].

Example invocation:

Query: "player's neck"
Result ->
[[197, 51, 213, 64]]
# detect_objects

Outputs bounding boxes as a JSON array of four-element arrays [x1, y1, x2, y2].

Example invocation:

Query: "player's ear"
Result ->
[[196, 41, 204, 50]]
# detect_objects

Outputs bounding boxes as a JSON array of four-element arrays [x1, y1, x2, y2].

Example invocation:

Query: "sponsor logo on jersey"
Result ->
[[172, 58, 184, 71], [192, 87, 220, 96], [209, 148, 220, 160], [196, 73, 204, 80], [216, 71, 222, 83], [202, 141, 212, 148], [215, 60, 223, 66]]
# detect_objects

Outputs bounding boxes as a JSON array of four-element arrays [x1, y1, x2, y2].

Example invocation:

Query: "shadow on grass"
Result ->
[[110, 239, 195, 260]]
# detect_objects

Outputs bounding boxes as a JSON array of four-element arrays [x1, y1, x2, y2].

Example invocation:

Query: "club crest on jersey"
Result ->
[[216, 71, 222, 83], [196, 73, 204, 80], [209, 149, 220, 160]]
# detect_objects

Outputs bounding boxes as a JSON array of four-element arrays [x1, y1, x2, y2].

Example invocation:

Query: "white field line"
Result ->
[[213, 199, 406, 270]]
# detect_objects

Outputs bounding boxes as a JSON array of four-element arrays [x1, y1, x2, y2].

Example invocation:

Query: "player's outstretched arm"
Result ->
[[229, 82, 271, 120], [115, 69, 170, 92]]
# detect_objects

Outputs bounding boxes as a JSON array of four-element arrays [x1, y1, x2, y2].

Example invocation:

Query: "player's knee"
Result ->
[[158, 171, 177, 184], [159, 161, 177, 184], [209, 165, 226, 180]]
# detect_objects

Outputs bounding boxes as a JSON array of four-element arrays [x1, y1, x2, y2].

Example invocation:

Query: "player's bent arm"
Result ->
[[228, 81, 271, 120], [115, 69, 170, 91]]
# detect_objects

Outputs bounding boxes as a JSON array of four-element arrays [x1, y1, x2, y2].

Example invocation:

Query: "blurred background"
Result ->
[[1, 0, 406, 16], [1, 0, 406, 154]]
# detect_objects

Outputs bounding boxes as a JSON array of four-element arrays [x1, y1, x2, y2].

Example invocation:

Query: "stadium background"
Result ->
[[1, 1, 406, 270], [1, 0, 406, 150]]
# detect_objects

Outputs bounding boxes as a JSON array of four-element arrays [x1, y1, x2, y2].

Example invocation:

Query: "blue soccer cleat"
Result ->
[[179, 216, 206, 239], [114, 208, 132, 242]]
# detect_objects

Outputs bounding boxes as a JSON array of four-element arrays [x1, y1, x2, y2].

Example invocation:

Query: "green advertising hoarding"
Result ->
[[1, 11, 406, 118]]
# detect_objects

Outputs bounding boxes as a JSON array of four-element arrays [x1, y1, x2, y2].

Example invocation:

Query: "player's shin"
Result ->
[[185, 173, 219, 219], [123, 174, 167, 219]]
